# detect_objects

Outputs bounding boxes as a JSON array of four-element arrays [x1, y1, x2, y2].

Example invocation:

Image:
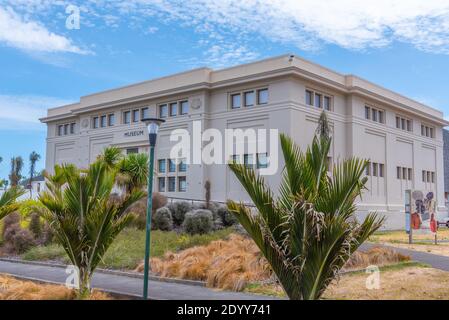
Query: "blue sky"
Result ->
[[1, 0, 449, 180]]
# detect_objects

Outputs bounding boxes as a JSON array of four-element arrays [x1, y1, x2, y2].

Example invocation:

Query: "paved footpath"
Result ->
[[361, 243, 449, 272], [0, 260, 274, 300]]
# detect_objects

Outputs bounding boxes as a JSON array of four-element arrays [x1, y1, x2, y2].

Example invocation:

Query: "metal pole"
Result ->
[[143, 145, 155, 300]]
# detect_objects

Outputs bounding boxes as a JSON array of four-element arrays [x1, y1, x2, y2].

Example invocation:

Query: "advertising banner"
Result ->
[[405, 190, 437, 239]]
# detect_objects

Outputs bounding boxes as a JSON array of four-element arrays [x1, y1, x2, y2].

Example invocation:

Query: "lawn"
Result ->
[[245, 262, 449, 300], [369, 228, 449, 257], [22, 227, 235, 270]]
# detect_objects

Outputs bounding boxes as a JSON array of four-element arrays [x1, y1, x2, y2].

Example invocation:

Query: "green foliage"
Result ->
[[169, 201, 192, 226], [29, 213, 42, 239], [227, 112, 384, 300], [97, 147, 123, 170], [117, 153, 149, 193], [217, 205, 238, 227], [0, 187, 25, 221], [154, 207, 173, 231], [9, 157, 24, 187], [36, 162, 144, 298], [17, 199, 43, 219], [183, 209, 214, 235]]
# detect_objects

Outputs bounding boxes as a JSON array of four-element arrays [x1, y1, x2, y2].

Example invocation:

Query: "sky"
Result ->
[[1, 0, 449, 180]]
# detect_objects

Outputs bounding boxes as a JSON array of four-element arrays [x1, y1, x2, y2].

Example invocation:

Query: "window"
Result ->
[[244, 91, 255, 107], [422, 170, 435, 183], [427, 171, 431, 183], [432, 172, 435, 183], [178, 176, 187, 192], [324, 96, 331, 111], [398, 166, 413, 180], [257, 89, 268, 105], [231, 94, 241, 109], [158, 177, 166, 192], [396, 116, 412, 132], [366, 162, 371, 176], [101, 115, 107, 128], [306, 90, 313, 106], [379, 164, 384, 178], [126, 148, 139, 155], [402, 167, 407, 180], [141, 107, 149, 119], [244, 154, 254, 168], [93, 117, 99, 128], [365, 106, 370, 120], [422, 170, 426, 182], [372, 162, 378, 177], [421, 124, 435, 138], [397, 167, 401, 179], [168, 159, 176, 173], [170, 103, 177, 116], [231, 154, 241, 164], [256, 153, 268, 169], [132, 109, 140, 122], [315, 93, 322, 108], [168, 177, 176, 192], [408, 168, 413, 180], [180, 101, 189, 115], [57, 125, 63, 136], [63, 124, 69, 135], [159, 104, 168, 118], [108, 114, 115, 126], [123, 111, 131, 124], [365, 105, 384, 124], [178, 158, 187, 172], [70, 123, 76, 134], [158, 159, 166, 173]]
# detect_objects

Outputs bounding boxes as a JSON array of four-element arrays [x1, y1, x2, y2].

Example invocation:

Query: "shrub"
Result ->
[[40, 223, 54, 246], [217, 205, 238, 227], [182, 210, 214, 235], [2, 212, 20, 239], [128, 192, 167, 230], [4, 223, 35, 254], [170, 201, 192, 226], [29, 213, 42, 239], [154, 207, 173, 231]]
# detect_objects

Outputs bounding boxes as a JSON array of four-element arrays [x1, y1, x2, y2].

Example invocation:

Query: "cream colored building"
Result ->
[[41, 54, 448, 229]]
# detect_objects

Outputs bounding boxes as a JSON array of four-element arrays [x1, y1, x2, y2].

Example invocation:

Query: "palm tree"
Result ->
[[36, 162, 145, 298], [0, 187, 25, 221], [97, 147, 123, 171], [227, 113, 384, 300], [9, 156, 24, 187], [117, 153, 149, 194], [29, 151, 41, 198]]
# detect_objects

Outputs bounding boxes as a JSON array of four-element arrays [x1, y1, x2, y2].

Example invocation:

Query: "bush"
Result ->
[[29, 213, 42, 239], [217, 205, 238, 227], [182, 210, 214, 235], [127, 192, 167, 230], [2, 212, 20, 240], [153, 207, 173, 231], [40, 223, 54, 246], [169, 201, 192, 226], [4, 224, 35, 254]]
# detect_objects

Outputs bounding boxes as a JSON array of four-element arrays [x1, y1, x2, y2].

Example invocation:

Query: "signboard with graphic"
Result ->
[[405, 190, 438, 243]]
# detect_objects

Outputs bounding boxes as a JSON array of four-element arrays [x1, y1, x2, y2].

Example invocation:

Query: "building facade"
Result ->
[[41, 54, 448, 229]]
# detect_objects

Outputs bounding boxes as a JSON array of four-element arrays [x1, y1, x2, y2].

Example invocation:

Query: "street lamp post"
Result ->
[[142, 117, 165, 300]]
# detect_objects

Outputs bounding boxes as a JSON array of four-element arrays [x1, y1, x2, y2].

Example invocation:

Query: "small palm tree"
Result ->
[[117, 153, 149, 194], [0, 187, 25, 221], [36, 162, 145, 298], [9, 157, 24, 187], [97, 147, 123, 171], [227, 114, 384, 300], [29, 151, 41, 198]]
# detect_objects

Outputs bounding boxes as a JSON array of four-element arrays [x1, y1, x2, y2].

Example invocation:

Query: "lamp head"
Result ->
[[142, 118, 165, 146]]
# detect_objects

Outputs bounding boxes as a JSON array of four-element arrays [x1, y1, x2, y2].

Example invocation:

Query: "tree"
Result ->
[[0, 187, 25, 221], [9, 157, 24, 187], [97, 147, 123, 171], [29, 151, 41, 198], [117, 153, 149, 194], [227, 112, 384, 300], [36, 162, 144, 298]]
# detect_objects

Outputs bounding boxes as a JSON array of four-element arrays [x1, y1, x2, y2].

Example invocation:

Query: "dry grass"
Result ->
[[136, 234, 272, 291], [344, 246, 410, 270], [369, 229, 449, 257], [324, 266, 449, 300], [0, 275, 110, 300]]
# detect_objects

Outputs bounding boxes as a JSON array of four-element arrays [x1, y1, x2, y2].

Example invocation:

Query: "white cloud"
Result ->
[[0, 6, 89, 54], [0, 95, 73, 131]]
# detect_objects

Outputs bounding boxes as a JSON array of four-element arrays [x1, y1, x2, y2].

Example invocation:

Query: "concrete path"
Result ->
[[361, 243, 449, 272], [0, 260, 274, 300]]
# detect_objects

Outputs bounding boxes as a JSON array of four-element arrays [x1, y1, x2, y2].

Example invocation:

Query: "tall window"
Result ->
[[314, 93, 322, 108], [158, 159, 166, 173], [244, 154, 254, 168], [132, 109, 139, 122], [141, 107, 149, 119], [178, 158, 187, 172], [93, 117, 99, 128], [108, 114, 115, 126], [158, 177, 166, 192], [257, 153, 268, 169], [306, 90, 313, 106], [168, 159, 176, 172], [244, 91, 255, 107], [159, 104, 168, 118], [421, 124, 435, 138], [231, 94, 241, 109], [70, 123, 76, 134], [365, 105, 384, 124], [170, 103, 178, 116], [324, 96, 331, 111], [168, 177, 176, 192], [100, 115, 107, 128], [257, 89, 268, 105], [180, 101, 189, 115], [178, 177, 187, 192], [123, 111, 131, 124]]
